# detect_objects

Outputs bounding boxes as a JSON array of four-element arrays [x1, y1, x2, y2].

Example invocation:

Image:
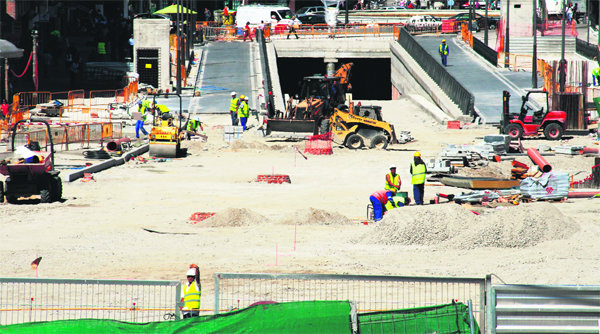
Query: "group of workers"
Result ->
[[229, 91, 251, 131], [369, 152, 428, 221], [136, 99, 202, 139]]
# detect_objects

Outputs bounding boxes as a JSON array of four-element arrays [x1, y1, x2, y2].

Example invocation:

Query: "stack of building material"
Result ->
[[511, 160, 529, 180], [520, 172, 570, 201]]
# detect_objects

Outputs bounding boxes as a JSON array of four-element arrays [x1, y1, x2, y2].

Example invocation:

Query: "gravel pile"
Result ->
[[281, 208, 352, 226], [200, 208, 270, 227], [362, 202, 579, 249]]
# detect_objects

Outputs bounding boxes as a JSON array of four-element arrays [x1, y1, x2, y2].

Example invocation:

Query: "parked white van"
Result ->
[[235, 5, 299, 29]]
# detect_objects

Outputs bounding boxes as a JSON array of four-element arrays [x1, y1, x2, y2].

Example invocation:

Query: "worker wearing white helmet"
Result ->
[[385, 164, 401, 195], [182, 266, 201, 318], [186, 115, 203, 140], [229, 92, 240, 126]]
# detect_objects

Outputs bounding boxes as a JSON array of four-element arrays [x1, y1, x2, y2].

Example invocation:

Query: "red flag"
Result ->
[[31, 257, 42, 270]]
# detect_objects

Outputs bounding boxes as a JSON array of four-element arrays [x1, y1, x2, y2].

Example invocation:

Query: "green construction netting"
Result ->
[[0, 301, 352, 334], [358, 302, 479, 334]]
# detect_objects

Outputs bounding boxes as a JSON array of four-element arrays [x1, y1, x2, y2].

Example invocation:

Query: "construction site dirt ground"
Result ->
[[1, 98, 599, 312]]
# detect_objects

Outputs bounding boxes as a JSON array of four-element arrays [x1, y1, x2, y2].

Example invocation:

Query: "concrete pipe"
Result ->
[[527, 148, 552, 173], [106, 137, 131, 151]]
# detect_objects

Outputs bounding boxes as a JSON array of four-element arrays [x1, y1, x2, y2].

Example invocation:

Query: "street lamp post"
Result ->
[[485, 0, 489, 44], [559, 0, 566, 92], [532, 0, 537, 88], [176, 0, 182, 94], [504, 0, 510, 67]]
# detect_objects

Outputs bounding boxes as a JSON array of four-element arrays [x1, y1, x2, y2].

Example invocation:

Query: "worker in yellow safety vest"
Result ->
[[384, 164, 401, 194], [438, 39, 449, 67], [97, 40, 107, 61], [186, 117, 203, 139], [182, 266, 201, 318], [410, 151, 427, 205], [592, 67, 600, 86], [136, 100, 151, 138], [230, 91, 240, 126], [238, 95, 249, 131]]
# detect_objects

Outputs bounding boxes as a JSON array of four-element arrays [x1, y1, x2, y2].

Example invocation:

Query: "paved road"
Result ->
[[415, 36, 534, 123], [188, 42, 253, 114]]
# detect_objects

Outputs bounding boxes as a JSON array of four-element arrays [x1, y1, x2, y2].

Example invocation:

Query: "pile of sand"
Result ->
[[200, 208, 270, 227], [361, 202, 579, 249], [280, 208, 352, 226]]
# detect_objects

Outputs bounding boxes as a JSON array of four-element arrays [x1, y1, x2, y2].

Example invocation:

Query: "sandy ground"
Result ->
[[1, 97, 599, 311]]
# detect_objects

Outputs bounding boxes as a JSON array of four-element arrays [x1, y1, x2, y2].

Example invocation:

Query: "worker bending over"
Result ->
[[186, 117, 202, 140], [410, 152, 427, 205], [136, 100, 151, 139], [369, 189, 403, 222], [182, 265, 201, 318], [385, 164, 401, 194]]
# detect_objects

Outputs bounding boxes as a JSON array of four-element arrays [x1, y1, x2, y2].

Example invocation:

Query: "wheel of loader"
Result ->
[[40, 188, 52, 203], [505, 123, 523, 139], [543, 123, 563, 140], [346, 133, 364, 149], [319, 119, 330, 134], [369, 134, 389, 149], [51, 176, 62, 202]]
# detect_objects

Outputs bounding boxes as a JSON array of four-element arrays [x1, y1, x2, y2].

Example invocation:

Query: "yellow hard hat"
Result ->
[[240, 95, 245, 100], [442, 39, 446, 42], [414, 151, 421, 157]]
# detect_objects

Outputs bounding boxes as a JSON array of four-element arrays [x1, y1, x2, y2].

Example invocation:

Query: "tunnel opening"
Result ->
[[276, 57, 391, 100]]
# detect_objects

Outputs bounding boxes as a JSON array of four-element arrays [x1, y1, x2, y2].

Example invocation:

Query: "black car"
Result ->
[[447, 12, 498, 30], [297, 13, 327, 25]]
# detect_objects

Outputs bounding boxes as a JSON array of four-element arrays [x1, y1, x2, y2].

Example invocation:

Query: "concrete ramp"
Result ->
[[414, 36, 532, 124], [190, 42, 253, 114]]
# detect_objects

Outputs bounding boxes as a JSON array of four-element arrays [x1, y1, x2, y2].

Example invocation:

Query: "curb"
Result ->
[[67, 144, 149, 182]]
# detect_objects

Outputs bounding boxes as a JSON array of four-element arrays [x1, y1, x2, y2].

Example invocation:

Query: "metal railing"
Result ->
[[575, 38, 599, 60], [0, 278, 181, 325], [214, 272, 487, 329], [397, 27, 475, 116], [490, 284, 600, 334], [256, 29, 276, 118], [473, 36, 498, 67]]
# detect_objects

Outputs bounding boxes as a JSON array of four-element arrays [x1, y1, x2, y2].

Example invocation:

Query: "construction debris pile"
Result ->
[[200, 208, 270, 227], [363, 202, 579, 249], [281, 208, 351, 226]]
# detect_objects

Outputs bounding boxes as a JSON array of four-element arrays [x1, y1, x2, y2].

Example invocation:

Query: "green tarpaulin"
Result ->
[[0, 301, 352, 334], [358, 302, 478, 334]]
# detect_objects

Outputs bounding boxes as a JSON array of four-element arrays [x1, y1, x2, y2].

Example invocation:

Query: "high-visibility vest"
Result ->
[[139, 101, 151, 121], [593, 68, 600, 77], [156, 104, 170, 114], [411, 162, 426, 185], [384, 195, 406, 211], [183, 282, 201, 310], [97, 42, 106, 55], [238, 101, 249, 118], [385, 173, 400, 192], [187, 119, 199, 131], [439, 44, 448, 55], [230, 98, 240, 112]]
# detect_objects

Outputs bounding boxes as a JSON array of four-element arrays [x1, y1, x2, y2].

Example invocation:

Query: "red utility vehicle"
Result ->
[[500, 90, 567, 140]]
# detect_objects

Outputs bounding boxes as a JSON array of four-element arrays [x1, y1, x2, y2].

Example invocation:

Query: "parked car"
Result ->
[[405, 15, 442, 28], [296, 6, 326, 15], [447, 12, 498, 30], [297, 13, 327, 25]]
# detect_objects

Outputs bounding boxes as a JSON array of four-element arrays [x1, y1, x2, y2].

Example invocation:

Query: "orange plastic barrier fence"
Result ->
[[68, 89, 85, 106], [15, 91, 52, 108]]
